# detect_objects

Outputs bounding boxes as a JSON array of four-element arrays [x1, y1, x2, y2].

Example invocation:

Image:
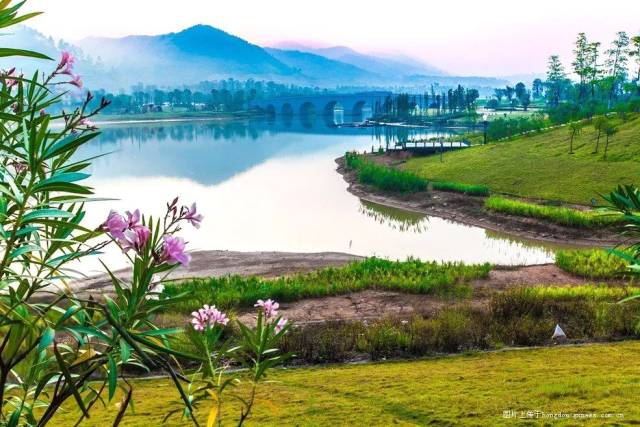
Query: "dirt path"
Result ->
[[336, 156, 622, 248]]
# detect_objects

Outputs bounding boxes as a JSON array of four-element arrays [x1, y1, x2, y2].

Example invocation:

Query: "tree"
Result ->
[[505, 86, 515, 102], [603, 123, 618, 160], [586, 41, 602, 98], [572, 32, 590, 102], [515, 82, 527, 100], [605, 31, 630, 107], [494, 88, 505, 103], [568, 121, 582, 154], [630, 35, 640, 93], [532, 78, 544, 99], [545, 55, 567, 107], [592, 116, 607, 153], [520, 92, 531, 111]]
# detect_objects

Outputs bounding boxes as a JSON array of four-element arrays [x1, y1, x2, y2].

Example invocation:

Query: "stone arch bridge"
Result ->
[[251, 91, 391, 118]]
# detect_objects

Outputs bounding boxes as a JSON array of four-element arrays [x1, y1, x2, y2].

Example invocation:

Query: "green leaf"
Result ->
[[33, 172, 90, 191], [38, 327, 55, 353], [21, 208, 74, 224], [107, 354, 117, 400], [0, 47, 51, 60], [9, 244, 41, 259]]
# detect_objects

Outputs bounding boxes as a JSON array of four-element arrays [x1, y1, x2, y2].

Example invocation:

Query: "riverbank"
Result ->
[[336, 155, 622, 248]]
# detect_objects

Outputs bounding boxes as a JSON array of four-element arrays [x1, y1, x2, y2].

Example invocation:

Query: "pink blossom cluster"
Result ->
[[104, 209, 151, 253], [255, 299, 288, 333], [191, 304, 229, 331], [56, 51, 82, 89], [2, 68, 21, 90]]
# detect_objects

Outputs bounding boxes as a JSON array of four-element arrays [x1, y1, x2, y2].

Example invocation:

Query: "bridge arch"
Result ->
[[299, 102, 316, 116], [351, 100, 367, 116], [265, 104, 276, 117], [281, 103, 294, 116]]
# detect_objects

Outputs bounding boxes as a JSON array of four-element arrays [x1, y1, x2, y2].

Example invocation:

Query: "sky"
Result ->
[[24, 0, 640, 77]]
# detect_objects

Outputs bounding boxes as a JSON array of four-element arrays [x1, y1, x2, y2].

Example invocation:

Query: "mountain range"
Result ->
[[0, 24, 506, 91]]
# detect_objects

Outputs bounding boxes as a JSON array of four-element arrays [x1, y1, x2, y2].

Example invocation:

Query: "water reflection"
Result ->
[[77, 115, 558, 273], [359, 200, 429, 233]]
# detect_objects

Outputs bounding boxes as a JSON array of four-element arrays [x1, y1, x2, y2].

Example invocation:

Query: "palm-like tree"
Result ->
[[592, 116, 607, 153], [568, 121, 582, 154], [603, 124, 619, 160]]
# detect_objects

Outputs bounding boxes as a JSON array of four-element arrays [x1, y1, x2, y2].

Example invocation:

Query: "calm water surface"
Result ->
[[78, 117, 556, 273]]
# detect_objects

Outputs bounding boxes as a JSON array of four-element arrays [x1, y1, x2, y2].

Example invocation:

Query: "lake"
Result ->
[[78, 116, 557, 274]]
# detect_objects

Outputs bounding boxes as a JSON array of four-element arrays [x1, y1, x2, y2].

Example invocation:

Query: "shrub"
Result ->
[[485, 196, 623, 228], [276, 285, 640, 364], [556, 249, 630, 279], [164, 257, 492, 313], [431, 181, 490, 196], [345, 152, 427, 193]]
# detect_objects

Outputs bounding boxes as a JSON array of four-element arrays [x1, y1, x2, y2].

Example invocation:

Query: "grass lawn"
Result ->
[[52, 341, 640, 426], [403, 114, 640, 204]]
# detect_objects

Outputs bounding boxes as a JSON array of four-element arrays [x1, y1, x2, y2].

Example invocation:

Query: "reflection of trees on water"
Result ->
[[97, 121, 263, 145], [359, 200, 429, 233], [369, 126, 460, 150], [484, 229, 570, 255]]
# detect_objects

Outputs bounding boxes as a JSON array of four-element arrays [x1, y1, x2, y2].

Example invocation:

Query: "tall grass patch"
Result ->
[[163, 257, 492, 313], [345, 152, 427, 193], [431, 181, 490, 196], [556, 248, 630, 279], [485, 196, 623, 228]]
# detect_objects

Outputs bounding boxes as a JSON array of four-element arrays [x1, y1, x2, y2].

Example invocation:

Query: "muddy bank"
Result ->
[[336, 156, 622, 247], [236, 263, 610, 324]]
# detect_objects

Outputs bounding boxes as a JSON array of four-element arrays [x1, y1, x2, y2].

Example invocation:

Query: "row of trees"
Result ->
[[65, 79, 335, 114], [375, 85, 480, 120], [544, 31, 640, 108], [489, 82, 532, 110]]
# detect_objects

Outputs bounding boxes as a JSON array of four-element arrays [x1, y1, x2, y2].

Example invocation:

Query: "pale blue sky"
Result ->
[[26, 0, 640, 76]]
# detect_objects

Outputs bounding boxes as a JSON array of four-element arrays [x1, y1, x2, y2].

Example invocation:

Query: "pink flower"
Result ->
[[125, 209, 141, 227], [184, 203, 204, 228], [104, 210, 127, 239], [69, 74, 83, 89], [275, 318, 288, 333], [161, 235, 191, 266], [254, 299, 279, 319], [79, 118, 95, 128], [121, 225, 150, 252], [59, 51, 75, 71], [190, 304, 229, 331]]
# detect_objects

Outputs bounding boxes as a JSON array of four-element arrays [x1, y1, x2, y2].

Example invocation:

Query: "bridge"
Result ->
[[250, 91, 392, 119]]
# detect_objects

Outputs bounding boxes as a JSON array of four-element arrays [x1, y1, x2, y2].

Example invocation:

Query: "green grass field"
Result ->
[[404, 114, 640, 204], [51, 341, 640, 426]]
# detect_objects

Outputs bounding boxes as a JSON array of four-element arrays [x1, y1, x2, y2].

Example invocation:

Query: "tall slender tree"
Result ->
[[572, 32, 590, 103], [545, 55, 567, 107], [587, 41, 602, 98], [605, 31, 630, 107]]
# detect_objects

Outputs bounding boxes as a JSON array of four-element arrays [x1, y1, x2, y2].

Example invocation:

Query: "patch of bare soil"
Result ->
[[336, 155, 622, 247], [237, 263, 608, 325]]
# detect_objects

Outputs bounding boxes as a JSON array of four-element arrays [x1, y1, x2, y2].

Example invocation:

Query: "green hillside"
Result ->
[[51, 342, 640, 426], [404, 114, 640, 204]]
